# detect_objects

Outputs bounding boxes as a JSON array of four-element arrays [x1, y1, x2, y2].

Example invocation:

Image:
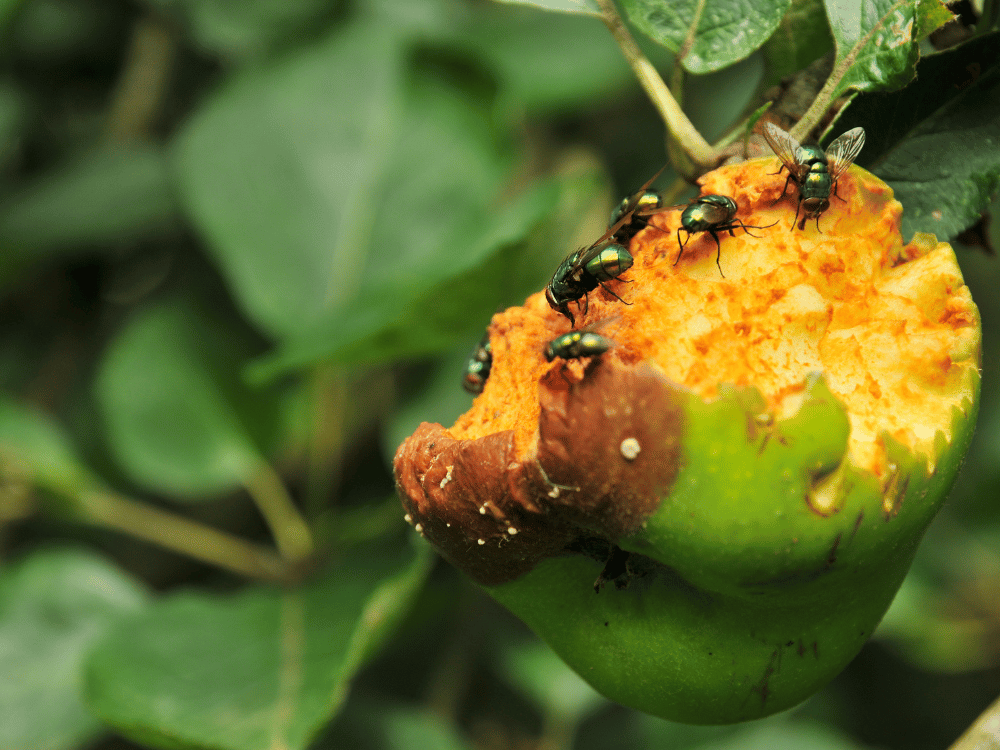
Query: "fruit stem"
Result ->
[[595, 0, 717, 169]]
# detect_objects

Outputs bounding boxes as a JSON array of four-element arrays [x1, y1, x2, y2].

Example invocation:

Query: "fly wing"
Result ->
[[636, 201, 688, 218], [697, 200, 732, 224], [826, 127, 866, 182], [605, 164, 668, 239], [579, 313, 622, 335], [762, 122, 804, 176]]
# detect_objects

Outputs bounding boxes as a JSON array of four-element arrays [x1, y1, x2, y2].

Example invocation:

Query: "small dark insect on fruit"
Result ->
[[545, 241, 633, 327], [606, 166, 668, 244], [462, 332, 492, 394], [762, 122, 866, 231], [610, 188, 666, 244], [546, 165, 674, 327], [545, 330, 613, 362], [675, 195, 778, 277]]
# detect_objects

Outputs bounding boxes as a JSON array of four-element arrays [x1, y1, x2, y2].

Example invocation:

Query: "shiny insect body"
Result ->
[[546, 165, 672, 326], [545, 330, 613, 362], [545, 241, 633, 327], [762, 122, 866, 230], [675, 195, 777, 277], [462, 333, 492, 394], [605, 165, 669, 244], [610, 188, 666, 244]]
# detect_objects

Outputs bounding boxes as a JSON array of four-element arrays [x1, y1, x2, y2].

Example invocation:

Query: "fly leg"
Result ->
[[675, 228, 691, 266], [708, 229, 725, 278]]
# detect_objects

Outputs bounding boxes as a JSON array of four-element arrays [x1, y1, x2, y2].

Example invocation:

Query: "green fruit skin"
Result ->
[[488, 372, 980, 724]]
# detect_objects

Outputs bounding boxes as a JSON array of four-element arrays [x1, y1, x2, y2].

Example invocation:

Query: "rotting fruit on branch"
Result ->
[[394, 156, 981, 724]]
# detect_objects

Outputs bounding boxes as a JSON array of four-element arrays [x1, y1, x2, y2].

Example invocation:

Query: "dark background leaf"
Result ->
[[833, 32, 1000, 240], [761, 0, 835, 87], [459, 4, 636, 112], [139, 0, 337, 62], [0, 146, 179, 285]]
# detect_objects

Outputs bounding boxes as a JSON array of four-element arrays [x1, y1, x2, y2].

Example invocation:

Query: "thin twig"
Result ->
[[304, 365, 346, 517], [78, 488, 288, 581], [788, 71, 841, 143], [244, 461, 315, 562], [425, 584, 484, 723], [104, 14, 176, 141], [595, 0, 716, 169], [791, 0, 915, 142]]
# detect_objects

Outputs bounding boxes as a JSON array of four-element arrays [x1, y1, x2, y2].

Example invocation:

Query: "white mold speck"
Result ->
[[620, 437, 641, 461]]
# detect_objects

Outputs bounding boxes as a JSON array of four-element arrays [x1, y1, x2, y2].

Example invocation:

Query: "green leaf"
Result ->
[[247, 180, 552, 380], [0, 81, 28, 156], [0, 397, 96, 502], [85, 538, 431, 750], [503, 640, 606, 723], [252, 159, 611, 380], [491, 0, 599, 14], [0, 145, 178, 275], [0, 0, 22, 29], [94, 296, 278, 500], [141, 0, 336, 62], [620, 0, 792, 74], [823, 0, 925, 101], [173, 24, 406, 340], [0, 548, 149, 750], [381, 709, 476, 750], [761, 0, 836, 86], [915, 0, 954, 40], [832, 32, 1000, 241]]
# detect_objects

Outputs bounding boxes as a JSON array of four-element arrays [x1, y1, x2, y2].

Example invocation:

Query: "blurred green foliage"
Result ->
[[0, 0, 998, 749]]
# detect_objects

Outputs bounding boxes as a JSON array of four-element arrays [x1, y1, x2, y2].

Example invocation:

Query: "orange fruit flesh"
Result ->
[[450, 159, 979, 480]]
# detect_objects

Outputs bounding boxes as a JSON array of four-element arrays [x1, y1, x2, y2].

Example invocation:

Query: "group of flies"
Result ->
[[463, 123, 866, 395]]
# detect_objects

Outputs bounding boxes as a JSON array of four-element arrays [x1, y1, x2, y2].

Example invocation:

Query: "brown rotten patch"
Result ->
[[394, 363, 684, 585]]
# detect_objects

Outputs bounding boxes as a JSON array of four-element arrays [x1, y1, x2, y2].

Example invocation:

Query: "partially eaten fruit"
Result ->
[[394, 159, 980, 723]]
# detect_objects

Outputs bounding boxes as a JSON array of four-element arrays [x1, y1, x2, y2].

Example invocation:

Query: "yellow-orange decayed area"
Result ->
[[450, 158, 980, 479]]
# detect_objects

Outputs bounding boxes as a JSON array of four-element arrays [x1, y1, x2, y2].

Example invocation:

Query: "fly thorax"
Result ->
[[801, 171, 832, 201], [796, 145, 827, 166]]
